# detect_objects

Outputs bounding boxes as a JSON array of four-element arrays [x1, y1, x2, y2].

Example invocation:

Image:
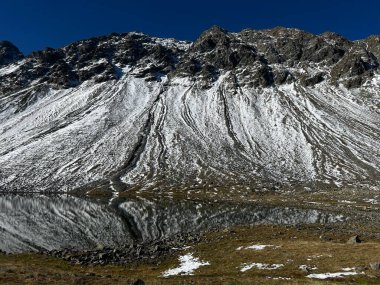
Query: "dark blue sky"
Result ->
[[2, 0, 380, 55]]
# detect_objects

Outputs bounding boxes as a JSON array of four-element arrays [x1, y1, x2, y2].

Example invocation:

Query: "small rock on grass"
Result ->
[[131, 279, 145, 285], [355, 266, 367, 272], [370, 262, 380, 270], [347, 235, 362, 244]]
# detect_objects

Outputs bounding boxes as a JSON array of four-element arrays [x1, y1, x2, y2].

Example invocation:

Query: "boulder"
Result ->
[[131, 279, 145, 285], [347, 235, 362, 244]]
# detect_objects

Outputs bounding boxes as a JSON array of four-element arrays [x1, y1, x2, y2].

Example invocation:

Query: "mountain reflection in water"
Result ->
[[0, 195, 345, 253]]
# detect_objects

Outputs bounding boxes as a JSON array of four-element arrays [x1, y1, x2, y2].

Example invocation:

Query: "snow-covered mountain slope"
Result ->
[[0, 27, 379, 192]]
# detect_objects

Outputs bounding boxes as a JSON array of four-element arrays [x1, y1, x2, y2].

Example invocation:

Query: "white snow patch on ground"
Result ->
[[339, 200, 356, 204], [236, 244, 279, 251], [267, 277, 292, 280], [306, 271, 358, 279], [363, 199, 378, 204], [162, 253, 210, 277], [240, 263, 284, 272]]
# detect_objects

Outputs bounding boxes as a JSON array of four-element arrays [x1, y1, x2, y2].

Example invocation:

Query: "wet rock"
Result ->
[[347, 235, 362, 244]]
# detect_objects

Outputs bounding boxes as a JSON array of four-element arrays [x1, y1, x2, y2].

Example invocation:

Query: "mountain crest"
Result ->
[[0, 40, 24, 66], [2, 27, 380, 95]]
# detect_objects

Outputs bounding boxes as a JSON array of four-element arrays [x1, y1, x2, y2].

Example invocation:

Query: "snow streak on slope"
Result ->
[[0, 70, 380, 191], [0, 75, 162, 191]]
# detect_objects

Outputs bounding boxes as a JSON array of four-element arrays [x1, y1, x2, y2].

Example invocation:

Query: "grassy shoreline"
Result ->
[[2, 223, 380, 284], [3, 188, 380, 284]]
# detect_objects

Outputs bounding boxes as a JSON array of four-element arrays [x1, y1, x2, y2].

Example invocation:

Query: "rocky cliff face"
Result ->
[[0, 26, 379, 192]]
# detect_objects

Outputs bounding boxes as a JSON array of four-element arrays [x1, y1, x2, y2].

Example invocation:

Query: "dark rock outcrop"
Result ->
[[0, 41, 24, 66]]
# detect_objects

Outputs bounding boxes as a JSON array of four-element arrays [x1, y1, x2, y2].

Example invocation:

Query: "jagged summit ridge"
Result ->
[[1, 26, 380, 94], [0, 27, 379, 192]]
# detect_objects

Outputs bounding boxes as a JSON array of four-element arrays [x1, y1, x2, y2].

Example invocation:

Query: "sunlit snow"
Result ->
[[236, 244, 279, 251], [240, 262, 284, 272], [306, 271, 358, 279], [162, 253, 210, 277]]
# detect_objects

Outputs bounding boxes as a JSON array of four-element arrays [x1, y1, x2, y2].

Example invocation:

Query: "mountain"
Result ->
[[0, 26, 379, 192]]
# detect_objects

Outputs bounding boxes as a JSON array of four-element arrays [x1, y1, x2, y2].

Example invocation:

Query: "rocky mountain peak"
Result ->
[[1, 26, 380, 96], [0, 41, 24, 66], [193, 25, 229, 51]]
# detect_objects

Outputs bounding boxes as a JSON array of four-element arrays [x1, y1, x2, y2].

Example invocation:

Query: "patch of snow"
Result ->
[[268, 276, 292, 280], [363, 198, 378, 204], [0, 61, 24, 76], [339, 200, 356, 204], [240, 262, 284, 272], [162, 253, 210, 277], [107, 191, 119, 205], [236, 244, 279, 251], [306, 271, 358, 279]]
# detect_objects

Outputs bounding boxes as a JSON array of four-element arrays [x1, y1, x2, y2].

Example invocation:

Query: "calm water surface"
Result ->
[[0, 194, 345, 253]]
